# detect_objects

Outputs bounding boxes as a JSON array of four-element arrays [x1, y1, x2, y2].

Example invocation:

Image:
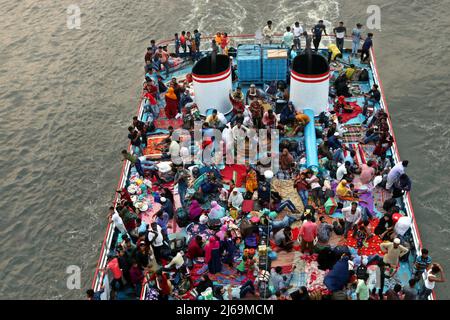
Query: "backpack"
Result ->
[[356, 264, 368, 279], [359, 69, 369, 81]]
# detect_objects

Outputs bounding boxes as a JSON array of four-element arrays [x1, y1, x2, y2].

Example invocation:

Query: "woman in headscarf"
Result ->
[[336, 179, 359, 202], [245, 168, 258, 195], [249, 100, 264, 129], [164, 86, 179, 119], [208, 201, 225, 220], [228, 188, 244, 210], [204, 236, 222, 274], [280, 102, 297, 125], [189, 200, 203, 221], [221, 231, 237, 267], [334, 95, 354, 114], [295, 111, 311, 128]]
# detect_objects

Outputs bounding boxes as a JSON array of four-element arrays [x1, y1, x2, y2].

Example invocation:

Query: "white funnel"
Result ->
[[289, 53, 330, 115], [192, 54, 233, 115]]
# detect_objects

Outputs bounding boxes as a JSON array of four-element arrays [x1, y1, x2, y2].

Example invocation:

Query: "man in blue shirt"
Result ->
[[86, 288, 104, 300], [351, 23, 363, 58], [194, 30, 201, 61], [311, 20, 327, 52], [413, 248, 432, 281], [361, 33, 374, 63]]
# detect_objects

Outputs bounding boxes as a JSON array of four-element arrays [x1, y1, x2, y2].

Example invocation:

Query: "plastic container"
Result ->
[[262, 48, 288, 82], [237, 44, 262, 82]]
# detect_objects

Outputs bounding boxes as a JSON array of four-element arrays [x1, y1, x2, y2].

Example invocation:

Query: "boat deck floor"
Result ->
[[115, 50, 419, 299]]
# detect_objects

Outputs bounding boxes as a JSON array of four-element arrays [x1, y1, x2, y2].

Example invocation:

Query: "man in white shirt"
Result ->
[[169, 138, 181, 161], [109, 206, 128, 235], [263, 20, 274, 44], [148, 223, 164, 247], [394, 216, 412, 240], [293, 21, 304, 50], [336, 161, 351, 181], [386, 160, 409, 190], [232, 122, 248, 143], [342, 202, 362, 239], [333, 21, 347, 53]]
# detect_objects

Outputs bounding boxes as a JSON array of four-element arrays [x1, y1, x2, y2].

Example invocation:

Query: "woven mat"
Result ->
[[341, 125, 364, 143], [271, 178, 305, 213], [190, 262, 255, 286]]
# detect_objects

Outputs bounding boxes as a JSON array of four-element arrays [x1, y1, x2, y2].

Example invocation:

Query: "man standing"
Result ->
[[333, 21, 347, 53], [361, 33, 374, 63], [108, 206, 128, 236], [174, 165, 190, 208], [283, 26, 294, 49], [380, 238, 409, 267], [419, 263, 446, 300], [402, 279, 418, 300], [157, 46, 170, 78], [342, 202, 362, 239], [351, 23, 363, 58], [355, 275, 370, 300], [413, 248, 432, 281], [194, 29, 201, 61], [299, 214, 318, 254], [293, 22, 304, 50], [311, 20, 327, 52], [263, 20, 274, 44]]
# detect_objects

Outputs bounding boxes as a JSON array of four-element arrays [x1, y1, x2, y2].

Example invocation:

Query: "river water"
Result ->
[[0, 0, 449, 299]]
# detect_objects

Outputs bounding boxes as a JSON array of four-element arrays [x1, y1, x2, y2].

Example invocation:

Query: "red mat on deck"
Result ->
[[154, 109, 183, 129], [337, 103, 363, 123], [344, 219, 385, 256], [220, 164, 248, 187]]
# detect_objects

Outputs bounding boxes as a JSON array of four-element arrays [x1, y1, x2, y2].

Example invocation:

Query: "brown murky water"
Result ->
[[0, 0, 448, 299]]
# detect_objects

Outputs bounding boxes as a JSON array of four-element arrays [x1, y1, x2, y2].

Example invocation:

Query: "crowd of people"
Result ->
[[87, 21, 445, 301]]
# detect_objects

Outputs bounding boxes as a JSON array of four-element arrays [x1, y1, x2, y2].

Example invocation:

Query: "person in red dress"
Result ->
[[164, 86, 179, 119]]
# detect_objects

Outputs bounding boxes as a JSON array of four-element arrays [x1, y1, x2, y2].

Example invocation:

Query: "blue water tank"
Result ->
[[262, 48, 288, 82], [237, 44, 262, 82]]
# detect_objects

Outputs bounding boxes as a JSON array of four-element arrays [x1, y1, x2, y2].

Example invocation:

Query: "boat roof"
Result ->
[[91, 34, 432, 300]]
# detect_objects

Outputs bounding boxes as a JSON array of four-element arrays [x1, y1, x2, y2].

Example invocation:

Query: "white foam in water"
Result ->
[[184, 0, 339, 36], [185, 0, 248, 34], [273, 0, 340, 31]]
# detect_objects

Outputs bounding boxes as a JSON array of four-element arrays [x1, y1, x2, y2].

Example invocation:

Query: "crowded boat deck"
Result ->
[[89, 22, 442, 301]]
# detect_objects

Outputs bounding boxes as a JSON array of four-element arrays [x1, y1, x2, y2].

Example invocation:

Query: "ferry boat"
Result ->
[[91, 32, 434, 300]]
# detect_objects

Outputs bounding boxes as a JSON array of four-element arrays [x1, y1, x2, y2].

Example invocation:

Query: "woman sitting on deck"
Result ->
[[280, 102, 296, 125], [189, 199, 203, 222], [334, 96, 354, 114], [204, 236, 222, 274], [209, 201, 225, 220], [336, 179, 361, 202]]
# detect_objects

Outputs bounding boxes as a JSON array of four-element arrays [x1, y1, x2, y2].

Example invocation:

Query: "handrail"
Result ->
[[369, 48, 435, 299], [91, 96, 145, 293]]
